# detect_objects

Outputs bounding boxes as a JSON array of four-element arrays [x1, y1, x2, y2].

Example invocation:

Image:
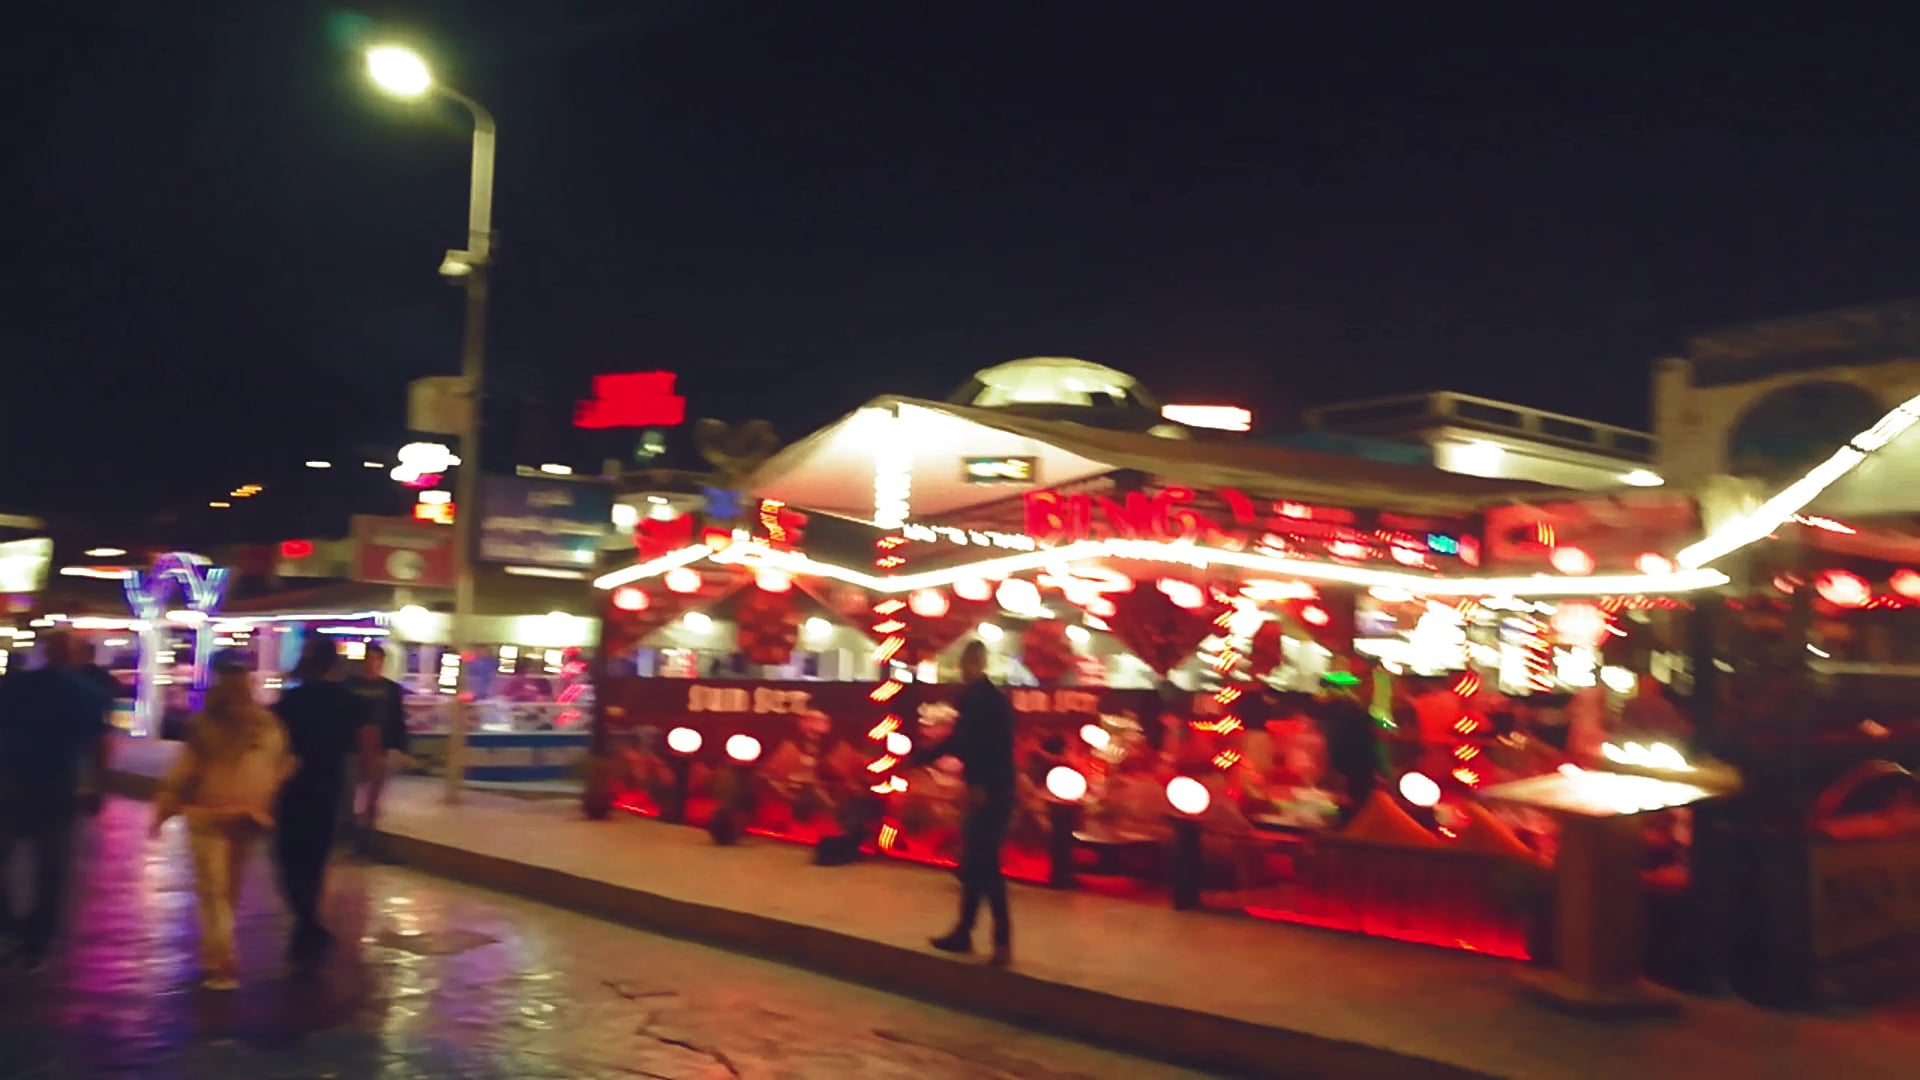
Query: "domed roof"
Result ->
[[950, 357, 1159, 409]]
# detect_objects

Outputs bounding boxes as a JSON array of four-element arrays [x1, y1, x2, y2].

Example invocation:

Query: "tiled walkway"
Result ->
[[110, 738, 1920, 1079]]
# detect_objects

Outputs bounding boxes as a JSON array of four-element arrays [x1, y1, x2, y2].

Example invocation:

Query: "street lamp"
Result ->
[[367, 42, 497, 803]]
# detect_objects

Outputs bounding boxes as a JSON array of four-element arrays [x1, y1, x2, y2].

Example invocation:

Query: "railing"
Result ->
[[1306, 391, 1657, 462]]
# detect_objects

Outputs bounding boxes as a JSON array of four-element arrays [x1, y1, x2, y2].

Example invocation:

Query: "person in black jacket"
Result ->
[[346, 642, 410, 847], [910, 640, 1016, 966], [0, 632, 109, 971], [274, 637, 375, 969]]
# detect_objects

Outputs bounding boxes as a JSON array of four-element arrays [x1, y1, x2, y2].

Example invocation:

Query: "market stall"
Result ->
[[586, 384, 1732, 962]]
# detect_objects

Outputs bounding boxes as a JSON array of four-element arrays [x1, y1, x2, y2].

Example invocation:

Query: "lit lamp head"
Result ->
[[367, 45, 433, 98]]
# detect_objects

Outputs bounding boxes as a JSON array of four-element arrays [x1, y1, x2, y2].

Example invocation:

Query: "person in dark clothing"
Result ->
[[910, 640, 1016, 966], [273, 637, 375, 969], [0, 632, 110, 970], [1314, 685, 1380, 826], [346, 643, 410, 847]]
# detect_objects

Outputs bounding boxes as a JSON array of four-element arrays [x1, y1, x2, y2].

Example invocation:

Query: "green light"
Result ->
[[1322, 672, 1361, 687]]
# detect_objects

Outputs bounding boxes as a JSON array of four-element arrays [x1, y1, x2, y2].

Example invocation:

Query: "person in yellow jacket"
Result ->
[[152, 660, 294, 990]]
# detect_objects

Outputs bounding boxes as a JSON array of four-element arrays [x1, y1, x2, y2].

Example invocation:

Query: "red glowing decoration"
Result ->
[[279, 539, 314, 559], [953, 577, 992, 603], [1892, 568, 1920, 600], [612, 587, 649, 613], [755, 568, 792, 593], [573, 371, 687, 429], [1550, 545, 1595, 576], [1299, 603, 1332, 628], [1815, 569, 1871, 609], [1457, 535, 1482, 568], [907, 588, 950, 619], [664, 567, 703, 594]]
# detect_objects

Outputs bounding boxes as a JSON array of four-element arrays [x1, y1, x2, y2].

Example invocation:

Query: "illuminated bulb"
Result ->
[[1226, 605, 1264, 638], [1892, 568, 1920, 600], [908, 589, 950, 619], [1065, 624, 1091, 645], [1815, 569, 1871, 608], [1166, 776, 1211, 816], [683, 611, 712, 634], [1086, 596, 1117, 618], [1079, 723, 1110, 750], [1045, 766, 1089, 802], [1620, 469, 1665, 488], [804, 617, 832, 641], [1299, 604, 1331, 628], [664, 567, 703, 595], [755, 568, 792, 593], [1599, 665, 1636, 694], [954, 577, 992, 602], [367, 44, 433, 98], [995, 578, 1042, 613], [1635, 552, 1673, 576], [725, 733, 763, 763], [977, 622, 1003, 643], [611, 504, 641, 529], [1550, 546, 1596, 576], [612, 587, 648, 613], [666, 727, 702, 754], [885, 731, 912, 756], [1397, 771, 1441, 808], [1157, 579, 1204, 610], [305, 460, 332, 469]]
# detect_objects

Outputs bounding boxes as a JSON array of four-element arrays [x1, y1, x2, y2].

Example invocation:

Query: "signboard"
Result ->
[[574, 371, 687, 429], [478, 477, 612, 570], [0, 538, 53, 594], [963, 456, 1037, 484], [1021, 486, 1476, 567], [351, 515, 456, 588], [598, 677, 1170, 750], [1810, 834, 1920, 965]]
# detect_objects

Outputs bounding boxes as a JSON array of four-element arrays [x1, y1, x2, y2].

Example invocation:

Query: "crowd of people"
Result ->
[[0, 632, 408, 989]]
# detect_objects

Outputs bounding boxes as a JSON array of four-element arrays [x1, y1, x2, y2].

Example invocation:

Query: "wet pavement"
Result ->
[[0, 799, 1202, 1079]]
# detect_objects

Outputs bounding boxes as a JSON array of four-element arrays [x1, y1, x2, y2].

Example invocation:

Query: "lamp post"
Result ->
[[367, 44, 496, 802]]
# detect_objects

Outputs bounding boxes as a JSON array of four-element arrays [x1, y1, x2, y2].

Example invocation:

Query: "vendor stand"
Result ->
[[587, 388, 1731, 962]]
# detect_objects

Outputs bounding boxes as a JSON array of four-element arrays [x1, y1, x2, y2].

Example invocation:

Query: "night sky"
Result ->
[[8, 3, 1920, 532]]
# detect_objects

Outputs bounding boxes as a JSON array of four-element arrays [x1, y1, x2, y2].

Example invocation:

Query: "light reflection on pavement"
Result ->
[[1, 799, 1203, 1078]]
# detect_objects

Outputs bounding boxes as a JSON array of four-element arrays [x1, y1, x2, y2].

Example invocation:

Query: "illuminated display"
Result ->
[[1160, 404, 1252, 432], [1023, 486, 1474, 566], [962, 456, 1038, 483], [573, 371, 687, 430]]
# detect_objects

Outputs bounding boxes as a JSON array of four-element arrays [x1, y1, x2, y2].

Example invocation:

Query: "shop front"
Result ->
[[586, 389, 1732, 965]]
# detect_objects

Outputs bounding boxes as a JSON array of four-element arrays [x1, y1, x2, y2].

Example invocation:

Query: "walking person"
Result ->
[[151, 659, 293, 989], [0, 631, 111, 972], [273, 637, 375, 970], [346, 643, 410, 852], [910, 640, 1017, 966]]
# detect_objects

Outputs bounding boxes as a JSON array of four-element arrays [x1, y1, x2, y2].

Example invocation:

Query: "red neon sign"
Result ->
[[279, 539, 314, 559], [1021, 487, 1473, 565], [574, 371, 687, 430]]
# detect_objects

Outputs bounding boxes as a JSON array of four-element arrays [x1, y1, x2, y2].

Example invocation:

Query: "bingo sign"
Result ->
[[478, 477, 612, 571]]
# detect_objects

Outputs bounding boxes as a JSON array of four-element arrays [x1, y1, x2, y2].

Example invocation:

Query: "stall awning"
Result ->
[[745, 396, 1548, 524]]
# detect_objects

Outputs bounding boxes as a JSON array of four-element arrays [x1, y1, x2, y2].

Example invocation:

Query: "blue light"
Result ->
[[1427, 533, 1460, 555]]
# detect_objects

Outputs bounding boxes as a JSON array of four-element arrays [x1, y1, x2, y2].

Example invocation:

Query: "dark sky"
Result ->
[[8, 2, 1920, 529]]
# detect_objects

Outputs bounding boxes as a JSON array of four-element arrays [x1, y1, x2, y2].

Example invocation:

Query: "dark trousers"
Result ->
[[274, 792, 338, 945], [955, 787, 1014, 946], [0, 796, 75, 953]]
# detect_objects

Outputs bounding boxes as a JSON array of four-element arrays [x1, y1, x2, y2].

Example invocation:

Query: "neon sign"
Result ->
[[574, 371, 687, 430], [1022, 487, 1473, 565]]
